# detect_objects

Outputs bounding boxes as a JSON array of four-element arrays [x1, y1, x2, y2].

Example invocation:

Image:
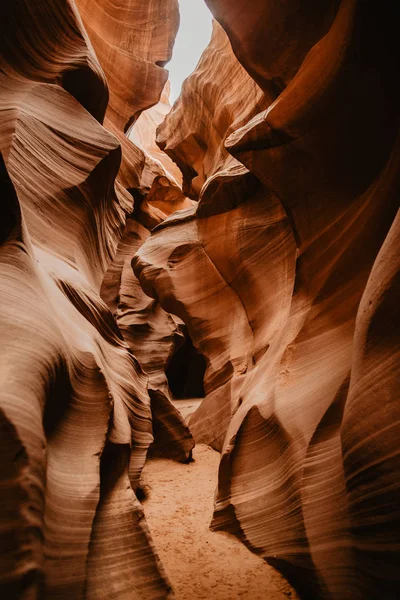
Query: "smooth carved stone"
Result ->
[[0, 78, 126, 289], [99, 73, 195, 463], [75, 0, 180, 198], [129, 81, 183, 189], [75, 0, 179, 133], [74, 0, 195, 465], [135, 0, 400, 597], [134, 182, 296, 448], [204, 0, 339, 97], [0, 0, 174, 597], [128, 81, 195, 222], [101, 217, 194, 463], [1, 0, 108, 123], [341, 209, 400, 598], [128, 80, 195, 226], [2, 0, 399, 597], [156, 21, 270, 198], [74, 0, 193, 465], [0, 164, 170, 599]]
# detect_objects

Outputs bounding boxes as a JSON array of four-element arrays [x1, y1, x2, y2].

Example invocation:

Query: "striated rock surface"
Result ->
[[129, 82, 183, 189], [75, 0, 179, 195], [134, 1, 400, 598], [101, 214, 194, 463], [74, 0, 194, 460], [0, 0, 183, 597], [157, 21, 269, 198], [75, 0, 179, 132], [204, 0, 339, 96], [97, 80, 195, 462], [2, 0, 399, 598]]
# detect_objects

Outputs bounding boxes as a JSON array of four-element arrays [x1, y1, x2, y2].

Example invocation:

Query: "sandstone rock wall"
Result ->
[[1, 0, 399, 598], [157, 21, 270, 198], [134, 1, 400, 598], [129, 82, 183, 188], [75, 0, 179, 195], [0, 0, 184, 597]]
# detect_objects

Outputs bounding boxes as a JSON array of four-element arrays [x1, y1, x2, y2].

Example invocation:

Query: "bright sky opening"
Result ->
[[167, 0, 213, 103]]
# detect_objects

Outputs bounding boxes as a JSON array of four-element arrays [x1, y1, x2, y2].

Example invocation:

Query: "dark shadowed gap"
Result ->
[[166, 331, 206, 399]]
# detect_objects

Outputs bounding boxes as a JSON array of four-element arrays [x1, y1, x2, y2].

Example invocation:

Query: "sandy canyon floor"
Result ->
[[141, 443, 298, 599]]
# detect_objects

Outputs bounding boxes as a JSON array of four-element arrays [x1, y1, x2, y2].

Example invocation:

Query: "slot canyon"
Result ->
[[0, 0, 399, 598]]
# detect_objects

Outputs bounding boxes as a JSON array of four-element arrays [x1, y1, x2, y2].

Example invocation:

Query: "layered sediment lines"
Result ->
[[99, 80, 195, 463], [101, 214, 194, 463], [156, 21, 270, 198], [134, 2, 400, 598], [75, 0, 180, 194], [0, 0, 185, 597], [2, 0, 399, 598]]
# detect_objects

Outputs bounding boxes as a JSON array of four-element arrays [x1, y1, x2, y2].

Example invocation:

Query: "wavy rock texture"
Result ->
[[100, 215, 194, 463], [75, 0, 179, 194], [99, 73, 195, 462], [74, 0, 194, 458], [204, 0, 338, 96], [75, 0, 179, 132], [0, 0, 183, 597], [157, 21, 270, 198], [129, 82, 183, 189], [129, 83, 195, 225], [2, 0, 399, 598], [134, 2, 400, 598], [74, 0, 196, 462]]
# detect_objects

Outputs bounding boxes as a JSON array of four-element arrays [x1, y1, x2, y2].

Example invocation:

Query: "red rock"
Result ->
[[0, 0, 180, 596], [134, 1, 400, 597], [1, 0, 399, 598]]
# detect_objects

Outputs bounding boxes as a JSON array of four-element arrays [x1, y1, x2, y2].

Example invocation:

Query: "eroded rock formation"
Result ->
[[0, 0, 186, 596], [1, 0, 399, 599], [100, 80, 195, 463], [134, 2, 400, 598]]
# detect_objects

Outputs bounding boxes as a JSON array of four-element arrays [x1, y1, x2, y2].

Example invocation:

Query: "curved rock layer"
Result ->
[[0, 0, 184, 597], [135, 1, 400, 598], [157, 20, 270, 198], [129, 82, 183, 189], [74, 0, 197, 453], [100, 215, 194, 463], [98, 80, 195, 463], [76, 0, 179, 132], [75, 0, 179, 194]]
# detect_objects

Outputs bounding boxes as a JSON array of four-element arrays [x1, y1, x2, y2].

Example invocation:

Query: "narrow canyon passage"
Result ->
[[142, 443, 298, 599], [1, 0, 399, 598]]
